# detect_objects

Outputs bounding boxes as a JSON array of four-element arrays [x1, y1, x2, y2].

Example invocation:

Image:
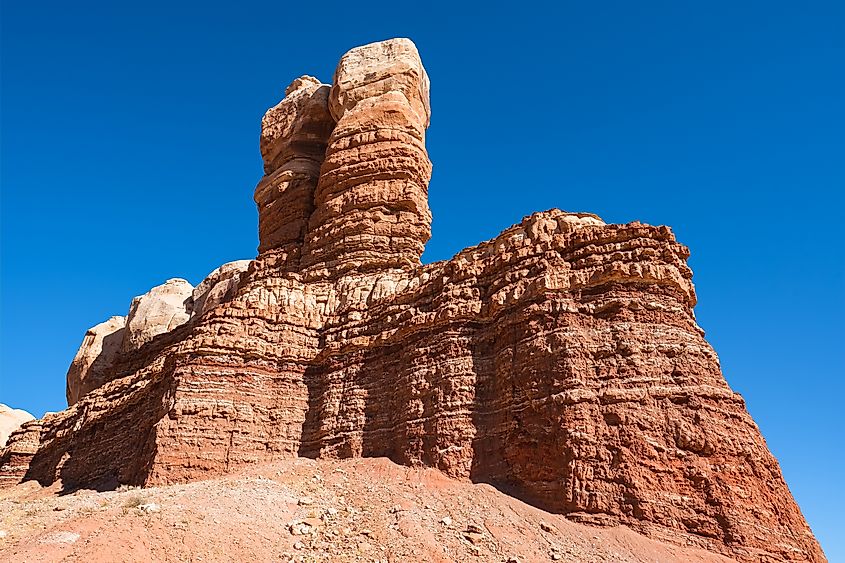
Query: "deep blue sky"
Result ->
[[2, 1, 843, 558]]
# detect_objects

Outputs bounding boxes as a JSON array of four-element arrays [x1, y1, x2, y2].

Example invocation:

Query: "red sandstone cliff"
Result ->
[[0, 38, 824, 562]]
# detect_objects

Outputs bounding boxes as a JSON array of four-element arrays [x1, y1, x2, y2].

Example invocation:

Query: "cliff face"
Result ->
[[0, 38, 823, 562]]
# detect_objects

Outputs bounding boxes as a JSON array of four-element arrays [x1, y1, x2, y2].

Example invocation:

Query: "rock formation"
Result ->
[[0, 406, 34, 449], [255, 76, 333, 259], [65, 261, 250, 406], [122, 278, 194, 352], [65, 316, 126, 405], [0, 38, 824, 562], [190, 260, 251, 318], [300, 39, 432, 276]]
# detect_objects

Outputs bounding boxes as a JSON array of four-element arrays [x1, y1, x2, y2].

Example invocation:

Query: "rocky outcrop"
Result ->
[[65, 262, 250, 406], [123, 278, 194, 352], [0, 405, 34, 448], [255, 76, 334, 260], [66, 316, 126, 405], [190, 260, 251, 319], [0, 38, 824, 562]]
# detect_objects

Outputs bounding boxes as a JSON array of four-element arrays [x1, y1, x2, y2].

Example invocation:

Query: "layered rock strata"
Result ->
[[301, 39, 433, 276], [255, 75, 334, 260], [0, 38, 823, 562], [65, 261, 250, 406]]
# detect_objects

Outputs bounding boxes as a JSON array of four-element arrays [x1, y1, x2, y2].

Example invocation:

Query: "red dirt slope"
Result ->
[[0, 457, 737, 562]]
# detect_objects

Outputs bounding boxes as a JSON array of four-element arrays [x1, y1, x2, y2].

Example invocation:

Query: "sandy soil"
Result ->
[[0, 457, 736, 562]]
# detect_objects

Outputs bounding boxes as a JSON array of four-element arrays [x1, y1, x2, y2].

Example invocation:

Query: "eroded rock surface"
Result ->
[[65, 263, 250, 405], [66, 316, 126, 405], [123, 278, 194, 352], [0, 38, 824, 562], [255, 75, 334, 259], [301, 38, 433, 276], [191, 260, 252, 319], [0, 406, 34, 449]]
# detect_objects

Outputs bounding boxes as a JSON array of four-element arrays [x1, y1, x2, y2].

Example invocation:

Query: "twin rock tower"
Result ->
[[1, 39, 823, 562]]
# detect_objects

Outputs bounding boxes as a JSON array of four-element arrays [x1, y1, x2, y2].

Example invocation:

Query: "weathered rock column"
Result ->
[[301, 38, 433, 276], [254, 76, 335, 262]]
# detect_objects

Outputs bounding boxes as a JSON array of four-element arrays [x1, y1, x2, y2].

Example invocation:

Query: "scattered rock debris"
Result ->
[[0, 458, 738, 562]]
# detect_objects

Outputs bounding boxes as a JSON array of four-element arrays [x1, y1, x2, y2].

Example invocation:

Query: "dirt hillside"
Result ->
[[0, 457, 737, 563]]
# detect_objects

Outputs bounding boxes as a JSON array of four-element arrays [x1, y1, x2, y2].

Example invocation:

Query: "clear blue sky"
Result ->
[[2, 1, 842, 558]]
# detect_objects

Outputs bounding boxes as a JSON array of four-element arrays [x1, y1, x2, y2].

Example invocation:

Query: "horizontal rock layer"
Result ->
[[300, 38, 433, 276], [65, 261, 251, 406], [255, 76, 334, 259]]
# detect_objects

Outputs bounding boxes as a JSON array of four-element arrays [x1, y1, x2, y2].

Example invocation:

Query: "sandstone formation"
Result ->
[[65, 261, 250, 406], [123, 278, 194, 352], [255, 75, 333, 259], [190, 260, 251, 318], [0, 38, 824, 562], [0, 406, 34, 449], [300, 38, 433, 275], [65, 316, 126, 405]]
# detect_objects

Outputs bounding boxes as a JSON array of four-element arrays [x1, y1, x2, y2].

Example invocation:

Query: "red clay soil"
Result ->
[[0, 457, 736, 563]]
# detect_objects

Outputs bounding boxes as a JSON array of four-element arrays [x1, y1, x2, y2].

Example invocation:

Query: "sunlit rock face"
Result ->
[[122, 279, 194, 353], [0, 405, 34, 449], [66, 316, 126, 405], [64, 262, 251, 406], [0, 38, 824, 563], [300, 38, 433, 277]]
